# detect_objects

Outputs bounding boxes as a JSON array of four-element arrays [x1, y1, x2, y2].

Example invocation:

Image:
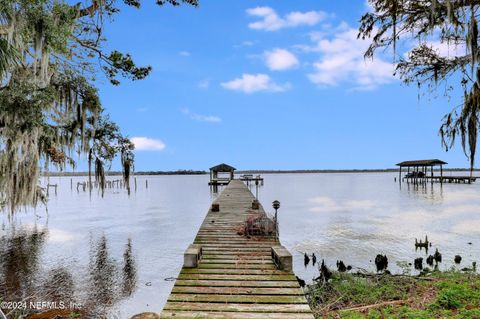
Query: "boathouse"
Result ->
[[397, 159, 476, 183], [397, 159, 446, 180], [209, 163, 236, 185]]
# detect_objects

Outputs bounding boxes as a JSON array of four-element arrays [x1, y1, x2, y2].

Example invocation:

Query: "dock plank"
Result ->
[[174, 280, 300, 287], [160, 311, 314, 319], [163, 302, 312, 313]]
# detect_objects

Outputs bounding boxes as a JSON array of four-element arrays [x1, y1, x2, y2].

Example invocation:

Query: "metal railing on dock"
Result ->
[[239, 174, 264, 185]]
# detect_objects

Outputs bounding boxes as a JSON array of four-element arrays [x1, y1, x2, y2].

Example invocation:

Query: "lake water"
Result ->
[[1, 173, 479, 318]]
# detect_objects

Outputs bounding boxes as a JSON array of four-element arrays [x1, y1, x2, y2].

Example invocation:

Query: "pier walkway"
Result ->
[[160, 180, 314, 319]]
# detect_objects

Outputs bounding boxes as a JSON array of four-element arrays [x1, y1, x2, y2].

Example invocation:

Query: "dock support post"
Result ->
[[184, 244, 202, 268], [440, 165, 443, 184], [271, 245, 292, 271]]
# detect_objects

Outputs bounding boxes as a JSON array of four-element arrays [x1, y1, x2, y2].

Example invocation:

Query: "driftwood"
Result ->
[[339, 300, 406, 312], [351, 272, 436, 281]]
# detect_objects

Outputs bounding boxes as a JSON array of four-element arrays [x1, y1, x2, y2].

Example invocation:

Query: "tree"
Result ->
[[359, 0, 480, 175], [0, 0, 198, 211], [0, 37, 19, 78]]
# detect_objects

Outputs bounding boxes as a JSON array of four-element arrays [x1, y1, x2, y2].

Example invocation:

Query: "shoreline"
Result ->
[[306, 269, 479, 318], [42, 168, 480, 177]]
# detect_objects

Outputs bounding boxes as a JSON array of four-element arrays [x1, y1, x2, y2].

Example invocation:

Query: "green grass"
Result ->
[[307, 270, 480, 319]]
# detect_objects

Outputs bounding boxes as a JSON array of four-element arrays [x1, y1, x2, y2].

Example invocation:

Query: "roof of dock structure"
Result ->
[[209, 163, 236, 171], [396, 159, 448, 167]]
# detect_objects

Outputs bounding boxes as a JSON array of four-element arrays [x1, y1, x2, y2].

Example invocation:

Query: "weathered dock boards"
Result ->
[[160, 180, 314, 319]]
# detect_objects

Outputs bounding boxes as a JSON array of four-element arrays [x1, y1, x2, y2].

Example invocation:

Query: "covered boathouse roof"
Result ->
[[396, 159, 447, 167], [209, 163, 236, 172]]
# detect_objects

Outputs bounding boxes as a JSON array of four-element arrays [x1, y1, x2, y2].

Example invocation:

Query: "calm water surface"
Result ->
[[1, 173, 479, 317]]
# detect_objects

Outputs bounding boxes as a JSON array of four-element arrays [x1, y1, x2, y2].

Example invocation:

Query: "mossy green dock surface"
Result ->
[[160, 180, 314, 319]]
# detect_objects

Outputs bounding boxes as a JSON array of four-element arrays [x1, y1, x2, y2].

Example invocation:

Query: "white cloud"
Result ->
[[49, 228, 76, 242], [131, 137, 166, 151], [265, 48, 299, 71], [305, 26, 396, 90], [8, 224, 76, 243], [179, 51, 191, 57], [221, 73, 291, 94], [247, 6, 326, 31], [181, 108, 222, 123], [422, 41, 465, 58]]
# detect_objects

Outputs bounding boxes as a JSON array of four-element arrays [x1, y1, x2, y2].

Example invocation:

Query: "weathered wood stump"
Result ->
[[434, 248, 442, 263], [375, 254, 388, 272], [414, 257, 423, 270]]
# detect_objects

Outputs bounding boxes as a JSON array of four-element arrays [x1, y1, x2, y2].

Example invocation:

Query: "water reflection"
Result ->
[[259, 173, 480, 283], [88, 235, 118, 311], [42, 267, 75, 304], [0, 226, 137, 319], [122, 238, 136, 297], [400, 180, 444, 202], [0, 226, 46, 300], [86, 235, 138, 317], [1, 174, 479, 316]]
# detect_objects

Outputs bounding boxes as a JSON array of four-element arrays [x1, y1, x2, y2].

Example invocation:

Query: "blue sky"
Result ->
[[89, 0, 470, 171]]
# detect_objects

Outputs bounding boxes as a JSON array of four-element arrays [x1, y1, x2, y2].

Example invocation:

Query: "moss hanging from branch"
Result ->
[[360, 0, 480, 172], [0, 0, 197, 212]]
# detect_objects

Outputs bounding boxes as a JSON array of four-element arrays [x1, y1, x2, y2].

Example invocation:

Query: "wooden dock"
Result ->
[[160, 180, 314, 319], [404, 176, 477, 184], [426, 176, 476, 183]]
